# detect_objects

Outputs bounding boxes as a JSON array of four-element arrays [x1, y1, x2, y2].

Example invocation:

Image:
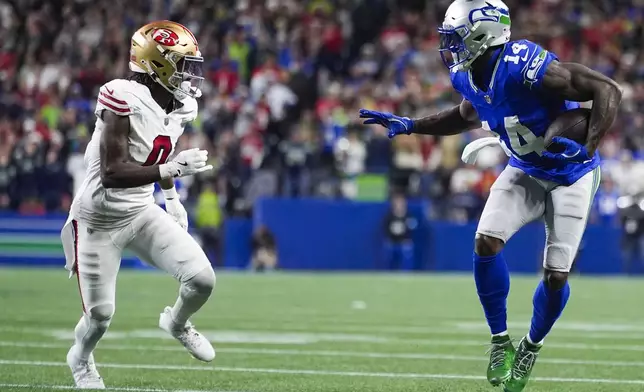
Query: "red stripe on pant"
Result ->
[[72, 219, 86, 313]]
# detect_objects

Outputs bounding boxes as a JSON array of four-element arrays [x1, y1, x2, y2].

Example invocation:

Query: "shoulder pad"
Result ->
[[95, 80, 137, 117], [504, 40, 556, 89]]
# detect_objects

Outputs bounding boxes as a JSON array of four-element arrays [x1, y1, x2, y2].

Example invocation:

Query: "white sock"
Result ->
[[74, 310, 112, 361], [73, 315, 89, 355], [492, 330, 509, 338], [526, 334, 544, 346], [170, 269, 215, 327]]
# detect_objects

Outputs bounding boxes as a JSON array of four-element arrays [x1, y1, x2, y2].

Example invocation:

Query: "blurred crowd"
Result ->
[[1, 0, 644, 227]]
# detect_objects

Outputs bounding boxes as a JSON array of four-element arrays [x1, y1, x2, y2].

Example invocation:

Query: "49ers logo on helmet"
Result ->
[[152, 28, 179, 46]]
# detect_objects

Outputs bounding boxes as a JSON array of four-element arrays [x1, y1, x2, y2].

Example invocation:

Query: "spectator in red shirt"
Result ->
[[210, 58, 240, 95]]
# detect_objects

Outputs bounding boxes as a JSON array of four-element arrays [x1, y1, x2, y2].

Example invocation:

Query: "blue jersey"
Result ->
[[451, 39, 600, 186]]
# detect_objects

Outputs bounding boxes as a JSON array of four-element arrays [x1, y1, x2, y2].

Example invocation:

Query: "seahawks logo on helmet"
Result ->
[[469, 2, 511, 25]]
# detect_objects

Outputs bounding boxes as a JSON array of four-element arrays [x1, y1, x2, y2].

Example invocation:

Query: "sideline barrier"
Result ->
[[0, 201, 626, 274]]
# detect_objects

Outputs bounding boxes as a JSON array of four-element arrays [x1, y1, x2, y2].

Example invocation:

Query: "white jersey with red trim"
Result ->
[[69, 79, 198, 230]]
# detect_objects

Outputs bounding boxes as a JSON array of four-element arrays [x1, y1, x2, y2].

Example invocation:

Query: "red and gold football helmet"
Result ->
[[129, 20, 203, 99]]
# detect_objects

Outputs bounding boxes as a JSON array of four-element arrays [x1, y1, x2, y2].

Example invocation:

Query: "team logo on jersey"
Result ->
[[523, 50, 548, 87], [152, 28, 179, 46]]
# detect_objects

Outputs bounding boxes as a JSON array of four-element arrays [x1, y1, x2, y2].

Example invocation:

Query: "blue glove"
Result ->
[[359, 109, 414, 139], [542, 137, 591, 163]]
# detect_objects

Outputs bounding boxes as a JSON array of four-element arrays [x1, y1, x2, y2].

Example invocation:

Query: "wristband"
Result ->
[[162, 186, 178, 200], [403, 117, 414, 134]]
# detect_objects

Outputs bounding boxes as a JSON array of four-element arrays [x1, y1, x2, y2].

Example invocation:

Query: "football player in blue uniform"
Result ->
[[359, 0, 622, 390]]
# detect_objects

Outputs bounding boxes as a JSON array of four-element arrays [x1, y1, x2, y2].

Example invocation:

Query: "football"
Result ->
[[544, 108, 591, 150]]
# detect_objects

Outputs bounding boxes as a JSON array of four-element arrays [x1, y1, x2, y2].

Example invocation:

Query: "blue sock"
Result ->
[[529, 280, 570, 344], [473, 252, 510, 335]]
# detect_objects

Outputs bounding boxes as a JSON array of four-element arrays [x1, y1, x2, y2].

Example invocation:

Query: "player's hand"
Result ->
[[163, 188, 189, 231], [542, 137, 591, 163], [359, 109, 414, 139], [160, 148, 213, 179]]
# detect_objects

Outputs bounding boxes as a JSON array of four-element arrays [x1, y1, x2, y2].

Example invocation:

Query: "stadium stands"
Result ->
[[0, 0, 642, 224]]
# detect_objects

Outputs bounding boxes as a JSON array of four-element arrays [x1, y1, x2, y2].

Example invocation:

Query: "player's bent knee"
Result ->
[[187, 267, 216, 296], [87, 303, 115, 327], [543, 270, 569, 291], [474, 234, 504, 257]]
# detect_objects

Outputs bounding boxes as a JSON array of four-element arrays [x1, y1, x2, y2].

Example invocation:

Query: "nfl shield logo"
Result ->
[[484, 95, 492, 104], [164, 118, 170, 126]]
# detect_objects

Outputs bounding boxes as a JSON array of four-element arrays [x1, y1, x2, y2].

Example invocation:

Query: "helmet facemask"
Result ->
[[438, 24, 472, 71], [439, 22, 497, 72], [166, 53, 204, 99]]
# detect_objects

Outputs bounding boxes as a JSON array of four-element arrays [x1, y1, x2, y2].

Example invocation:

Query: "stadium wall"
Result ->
[[0, 201, 626, 274]]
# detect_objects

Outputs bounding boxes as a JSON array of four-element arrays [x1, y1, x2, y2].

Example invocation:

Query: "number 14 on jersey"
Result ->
[[484, 116, 545, 157]]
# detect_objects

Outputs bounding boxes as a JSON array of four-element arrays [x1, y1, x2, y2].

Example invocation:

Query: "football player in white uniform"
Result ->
[[60, 21, 216, 389]]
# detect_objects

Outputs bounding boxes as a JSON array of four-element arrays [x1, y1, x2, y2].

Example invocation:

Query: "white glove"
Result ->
[[163, 187, 188, 231], [461, 137, 511, 165], [160, 148, 213, 179]]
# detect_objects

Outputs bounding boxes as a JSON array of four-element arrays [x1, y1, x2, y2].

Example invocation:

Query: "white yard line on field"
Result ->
[[0, 384, 248, 392], [4, 324, 644, 342], [4, 341, 644, 368], [9, 331, 644, 351], [1, 359, 644, 386], [5, 323, 644, 342], [12, 327, 644, 350]]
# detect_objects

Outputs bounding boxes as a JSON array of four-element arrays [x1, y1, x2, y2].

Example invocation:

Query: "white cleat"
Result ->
[[67, 345, 105, 389], [159, 306, 215, 362]]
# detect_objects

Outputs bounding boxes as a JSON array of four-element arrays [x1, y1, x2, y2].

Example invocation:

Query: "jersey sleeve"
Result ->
[[507, 40, 558, 91], [95, 81, 135, 117]]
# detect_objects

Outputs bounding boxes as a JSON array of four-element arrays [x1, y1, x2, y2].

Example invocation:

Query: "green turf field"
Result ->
[[1, 268, 644, 392]]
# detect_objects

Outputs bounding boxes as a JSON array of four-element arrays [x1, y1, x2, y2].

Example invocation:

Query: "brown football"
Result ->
[[544, 108, 591, 151]]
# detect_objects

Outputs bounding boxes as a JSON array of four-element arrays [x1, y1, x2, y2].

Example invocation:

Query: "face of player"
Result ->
[[169, 56, 204, 99], [437, 25, 472, 70]]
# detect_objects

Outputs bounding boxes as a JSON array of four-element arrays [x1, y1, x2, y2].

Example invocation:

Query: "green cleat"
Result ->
[[486, 334, 516, 386], [504, 336, 542, 392]]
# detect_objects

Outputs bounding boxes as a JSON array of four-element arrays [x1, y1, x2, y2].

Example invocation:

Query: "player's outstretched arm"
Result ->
[[100, 111, 163, 188], [413, 99, 481, 136], [541, 61, 623, 156], [359, 99, 480, 138]]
